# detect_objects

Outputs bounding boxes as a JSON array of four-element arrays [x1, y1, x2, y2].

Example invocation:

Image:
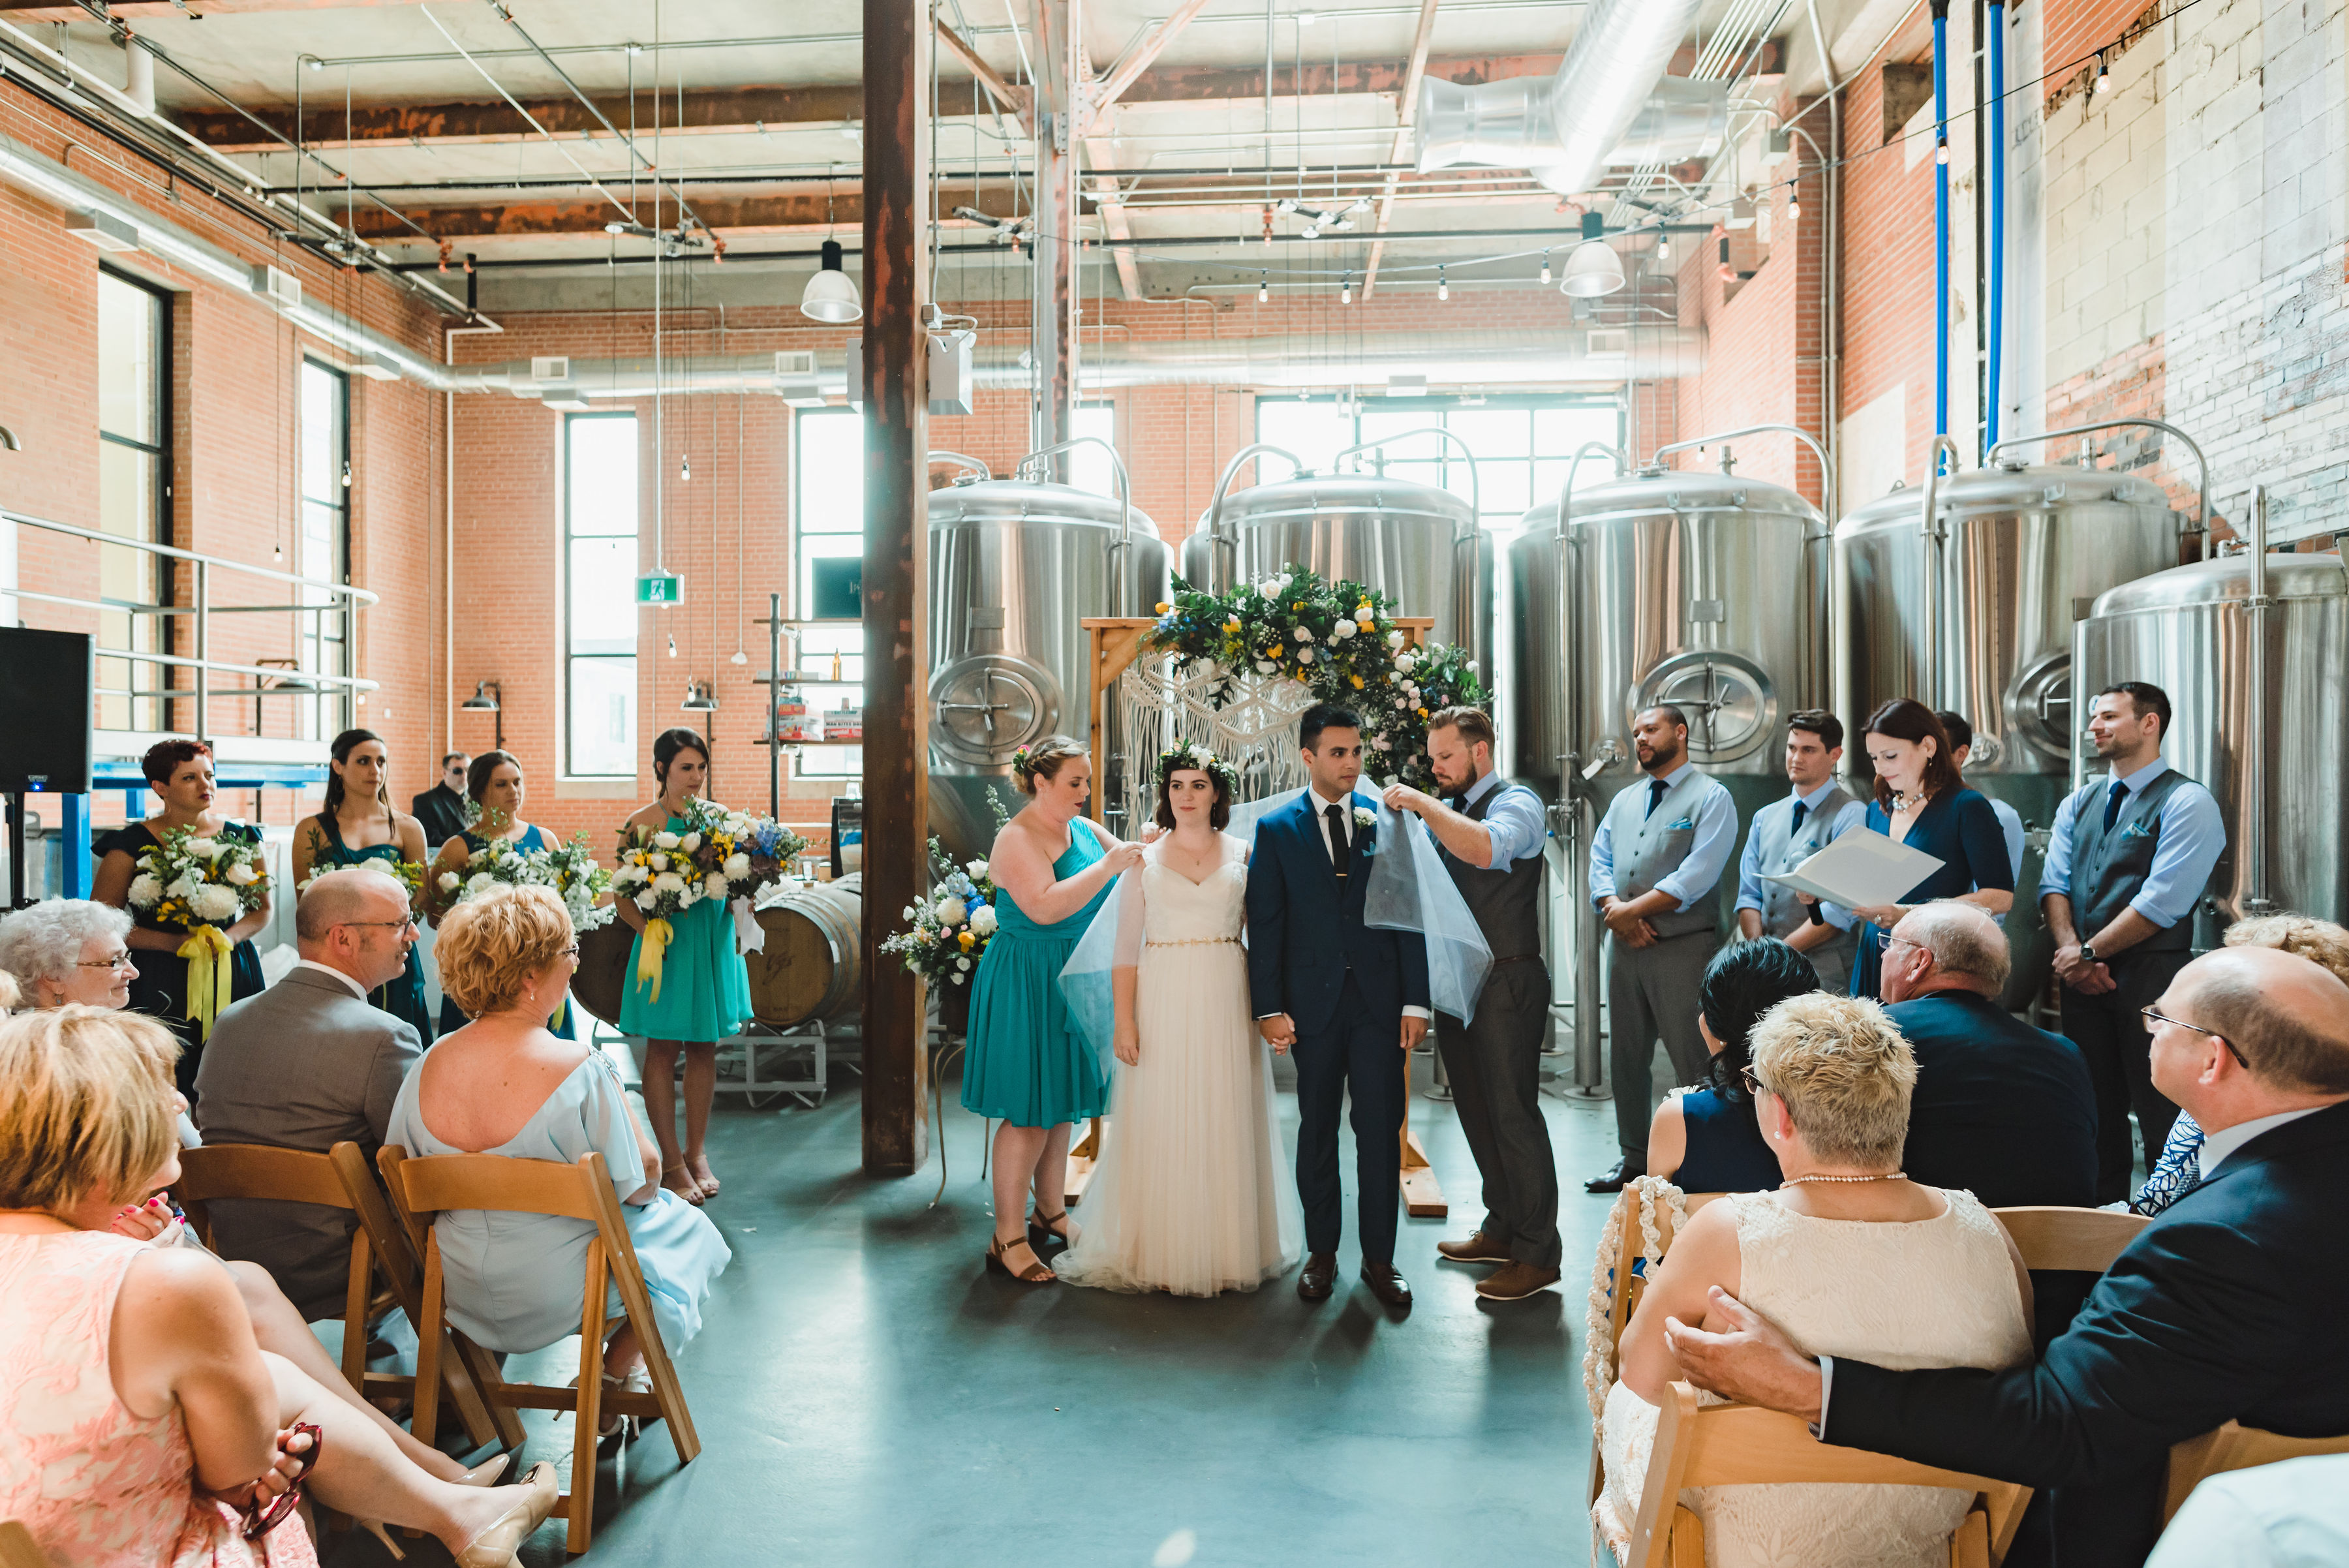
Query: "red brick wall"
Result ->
[[1835, 48, 1942, 488]]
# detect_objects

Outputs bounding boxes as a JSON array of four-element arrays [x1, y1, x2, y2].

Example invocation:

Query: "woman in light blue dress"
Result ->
[[387, 884, 729, 1400], [425, 750, 577, 1040], [960, 735, 1146, 1285], [615, 729, 754, 1207]]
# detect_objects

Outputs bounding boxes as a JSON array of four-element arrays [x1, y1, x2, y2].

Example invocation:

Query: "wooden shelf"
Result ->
[[755, 674, 865, 687]]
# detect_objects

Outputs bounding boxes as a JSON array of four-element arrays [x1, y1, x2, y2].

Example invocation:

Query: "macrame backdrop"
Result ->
[[1115, 654, 1323, 830]]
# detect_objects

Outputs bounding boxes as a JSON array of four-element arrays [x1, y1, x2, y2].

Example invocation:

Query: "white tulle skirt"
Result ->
[[1054, 942, 1302, 1297]]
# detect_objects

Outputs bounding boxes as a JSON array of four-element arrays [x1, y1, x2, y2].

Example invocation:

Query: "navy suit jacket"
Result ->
[[1823, 1098, 2349, 1568], [1890, 991, 2099, 1210], [1245, 791, 1430, 1033]]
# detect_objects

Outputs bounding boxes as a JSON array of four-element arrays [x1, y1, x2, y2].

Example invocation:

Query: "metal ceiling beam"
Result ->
[[172, 52, 1580, 152], [1361, 0, 1442, 301], [343, 185, 1018, 240], [1, 0, 432, 16], [935, 16, 1030, 125], [1080, 0, 1213, 135]]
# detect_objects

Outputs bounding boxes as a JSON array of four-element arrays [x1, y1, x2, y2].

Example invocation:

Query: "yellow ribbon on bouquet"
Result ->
[[634, 916, 675, 1004], [178, 925, 235, 1040]]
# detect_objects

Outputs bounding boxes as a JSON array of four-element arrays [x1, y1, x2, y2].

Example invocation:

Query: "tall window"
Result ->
[[95, 271, 168, 733], [1069, 403, 1117, 499], [297, 360, 351, 741], [1255, 395, 1623, 532], [792, 407, 863, 780], [564, 412, 639, 777]]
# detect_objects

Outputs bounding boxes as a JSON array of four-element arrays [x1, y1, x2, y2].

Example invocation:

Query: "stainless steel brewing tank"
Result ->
[[1833, 461, 2185, 778], [1508, 469, 1830, 794], [1177, 472, 1488, 673], [926, 480, 1170, 858], [2077, 551, 2349, 926]]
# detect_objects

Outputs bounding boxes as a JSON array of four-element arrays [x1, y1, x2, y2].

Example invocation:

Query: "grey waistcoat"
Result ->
[[1753, 787, 1860, 942], [2068, 766, 2199, 955], [1604, 769, 1725, 941], [1441, 778, 1546, 961]]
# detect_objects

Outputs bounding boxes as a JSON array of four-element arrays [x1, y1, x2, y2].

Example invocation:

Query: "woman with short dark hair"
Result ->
[[90, 739, 272, 1094], [1844, 699, 2015, 998], [1646, 938, 1821, 1191]]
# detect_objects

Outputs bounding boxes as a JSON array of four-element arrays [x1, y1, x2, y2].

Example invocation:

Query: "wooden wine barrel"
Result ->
[[572, 917, 640, 1030], [746, 874, 863, 1028]]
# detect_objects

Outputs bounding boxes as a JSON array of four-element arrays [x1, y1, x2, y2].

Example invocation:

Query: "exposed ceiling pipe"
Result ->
[[1413, 0, 1713, 194]]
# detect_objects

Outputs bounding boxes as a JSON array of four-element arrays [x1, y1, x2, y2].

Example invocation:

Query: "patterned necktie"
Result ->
[[1324, 801, 1351, 879], [1647, 777, 1669, 818], [2134, 1118, 2206, 1216], [2103, 778, 2129, 833], [1791, 799, 1810, 833]]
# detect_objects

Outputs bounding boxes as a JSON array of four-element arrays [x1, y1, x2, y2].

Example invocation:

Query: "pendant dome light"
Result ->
[[1559, 209, 1625, 298], [800, 238, 863, 323]]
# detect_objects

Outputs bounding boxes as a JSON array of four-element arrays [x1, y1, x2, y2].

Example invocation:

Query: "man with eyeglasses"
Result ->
[[2039, 681, 2226, 1203], [1662, 944, 2349, 1568], [192, 867, 425, 1319]]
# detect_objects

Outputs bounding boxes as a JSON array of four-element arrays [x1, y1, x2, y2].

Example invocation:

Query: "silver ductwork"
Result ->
[[1415, 0, 1714, 194]]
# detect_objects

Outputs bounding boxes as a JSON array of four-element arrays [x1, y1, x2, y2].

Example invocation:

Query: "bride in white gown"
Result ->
[[1056, 752, 1302, 1296]]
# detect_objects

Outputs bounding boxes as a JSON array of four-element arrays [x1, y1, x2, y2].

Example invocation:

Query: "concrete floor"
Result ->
[[321, 1046, 1633, 1568]]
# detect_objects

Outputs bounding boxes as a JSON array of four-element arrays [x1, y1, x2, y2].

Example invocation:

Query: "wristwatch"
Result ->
[[2078, 944, 2097, 965]]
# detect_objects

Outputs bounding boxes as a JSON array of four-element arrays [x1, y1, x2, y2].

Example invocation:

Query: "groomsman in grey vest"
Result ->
[[1585, 705, 1737, 1193], [1736, 709, 1869, 992], [2039, 681, 2226, 1203], [1384, 707, 1560, 1300]]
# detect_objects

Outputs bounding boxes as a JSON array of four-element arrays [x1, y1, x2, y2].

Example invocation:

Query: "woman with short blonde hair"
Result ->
[[0, 1006, 558, 1568], [386, 885, 730, 1422], [1593, 992, 2034, 1568]]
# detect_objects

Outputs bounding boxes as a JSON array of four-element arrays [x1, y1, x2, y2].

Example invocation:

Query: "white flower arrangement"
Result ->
[[1352, 805, 1377, 829], [124, 827, 269, 932], [128, 872, 163, 906]]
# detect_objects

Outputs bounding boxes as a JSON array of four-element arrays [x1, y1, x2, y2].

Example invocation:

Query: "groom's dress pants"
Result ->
[[1436, 958, 1560, 1270], [1293, 970, 1405, 1266]]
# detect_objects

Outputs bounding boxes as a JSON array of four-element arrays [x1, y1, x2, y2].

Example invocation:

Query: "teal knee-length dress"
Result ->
[[960, 819, 1115, 1129], [619, 816, 754, 1043], [314, 816, 434, 1044]]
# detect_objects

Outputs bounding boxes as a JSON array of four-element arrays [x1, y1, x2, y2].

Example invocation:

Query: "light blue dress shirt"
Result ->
[[1736, 779, 1869, 932], [1454, 768, 1548, 867], [1589, 761, 1739, 913], [2036, 758, 2227, 928], [1988, 796, 2025, 885], [2147, 1454, 2349, 1567]]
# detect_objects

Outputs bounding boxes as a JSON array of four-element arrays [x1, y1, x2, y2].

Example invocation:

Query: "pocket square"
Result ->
[[1666, 818, 1695, 831], [2123, 821, 2158, 838]]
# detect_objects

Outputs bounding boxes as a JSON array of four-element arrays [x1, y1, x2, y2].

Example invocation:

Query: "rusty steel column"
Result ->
[[1028, 0, 1078, 479], [860, 0, 931, 1176]]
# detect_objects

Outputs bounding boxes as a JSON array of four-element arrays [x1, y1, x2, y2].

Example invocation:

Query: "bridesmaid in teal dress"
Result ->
[[425, 750, 577, 1040], [292, 728, 434, 1042], [961, 735, 1146, 1285], [616, 730, 753, 1207]]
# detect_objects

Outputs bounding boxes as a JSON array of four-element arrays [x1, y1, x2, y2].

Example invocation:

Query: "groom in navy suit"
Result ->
[[1248, 703, 1432, 1312]]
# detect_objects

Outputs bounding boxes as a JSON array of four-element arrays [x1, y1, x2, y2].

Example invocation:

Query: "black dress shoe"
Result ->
[[1297, 1253, 1338, 1301], [1360, 1261, 1413, 1312], [1584, 1157, 1644, 1194]]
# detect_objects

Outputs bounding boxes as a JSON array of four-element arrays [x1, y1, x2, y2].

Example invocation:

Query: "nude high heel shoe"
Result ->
[[453, 1461, 560, 1568], [354, 1453, 515, 1558]]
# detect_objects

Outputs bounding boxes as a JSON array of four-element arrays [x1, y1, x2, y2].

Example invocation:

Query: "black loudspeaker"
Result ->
[[0, 628, 96, 793]]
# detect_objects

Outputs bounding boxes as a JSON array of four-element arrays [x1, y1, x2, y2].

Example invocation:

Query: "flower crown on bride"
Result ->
[[1158, 742, 1236, 792]]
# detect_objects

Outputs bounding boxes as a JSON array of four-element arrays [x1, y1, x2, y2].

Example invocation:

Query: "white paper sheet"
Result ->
[[1762, 828, 1946, 911]]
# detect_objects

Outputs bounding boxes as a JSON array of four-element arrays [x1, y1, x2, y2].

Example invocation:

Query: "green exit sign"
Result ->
[[636, 574, 683, 605]]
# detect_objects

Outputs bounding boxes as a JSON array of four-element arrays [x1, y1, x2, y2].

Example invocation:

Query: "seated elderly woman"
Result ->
[[386, 884, 728, 1415], [1595, 992, 2034, 1568], [1646, 939, 1822, 1192], [0, 899, 502, 1501], [0, 1003, 557, 1568]]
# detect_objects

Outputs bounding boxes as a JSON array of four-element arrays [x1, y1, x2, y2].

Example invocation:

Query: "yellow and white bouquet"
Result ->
[[125, 827, 269, 1038], [431, 835, 534, 916]]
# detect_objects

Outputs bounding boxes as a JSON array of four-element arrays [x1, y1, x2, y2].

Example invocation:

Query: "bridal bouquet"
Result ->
[[125, 827, 270, 1038], [881, 840, 1001, 989], [525, 832, 617, 933]]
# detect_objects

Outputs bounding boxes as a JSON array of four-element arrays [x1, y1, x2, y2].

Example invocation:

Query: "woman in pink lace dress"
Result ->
[[0, 1002, 559, 1568]]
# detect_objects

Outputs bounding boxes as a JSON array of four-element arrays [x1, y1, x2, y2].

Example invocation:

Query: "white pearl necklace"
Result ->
[[1780, 1171, 1908, 1186]]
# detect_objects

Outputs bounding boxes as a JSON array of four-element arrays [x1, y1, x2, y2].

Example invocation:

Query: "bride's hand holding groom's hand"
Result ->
[[1257, 1014, 1296, 1055]]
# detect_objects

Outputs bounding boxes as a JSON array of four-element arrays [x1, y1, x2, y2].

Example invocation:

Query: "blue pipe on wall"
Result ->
[[1931, 0, 1951, 463], [1986, 1, 2006, 450]]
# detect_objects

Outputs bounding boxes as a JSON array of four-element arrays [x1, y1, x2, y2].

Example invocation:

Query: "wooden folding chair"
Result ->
[[1990, 1206, 2149, 1274], [376, 1146, 701, 1556], [1627, 1383, 2033, 1568], [0, 1522, 54, 1568], [1588, 1184, 1725, 1513], [171, 1143, 504, 1453], [2164, 1422, 2349, 1522]]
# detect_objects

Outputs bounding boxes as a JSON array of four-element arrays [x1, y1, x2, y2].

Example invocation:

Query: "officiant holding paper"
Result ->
[[1843, 701, 2016, 1000]]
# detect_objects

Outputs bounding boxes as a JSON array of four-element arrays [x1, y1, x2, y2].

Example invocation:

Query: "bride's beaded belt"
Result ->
[[1144, 936, 1242, 947]]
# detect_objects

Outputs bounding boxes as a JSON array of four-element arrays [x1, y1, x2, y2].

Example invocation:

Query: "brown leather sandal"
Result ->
[[985, 1233, 1056, 1284], [1027, 1208, 1080, 1250]]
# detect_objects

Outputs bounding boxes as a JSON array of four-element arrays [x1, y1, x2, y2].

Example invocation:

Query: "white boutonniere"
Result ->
[[1352, 805, 1376, 829]]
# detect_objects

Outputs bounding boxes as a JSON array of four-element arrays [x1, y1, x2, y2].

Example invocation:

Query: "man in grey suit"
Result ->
[[1385, 706, 1561, 1301], [1586, 705, 1736, 1193], [194, 867, 423, 1320]]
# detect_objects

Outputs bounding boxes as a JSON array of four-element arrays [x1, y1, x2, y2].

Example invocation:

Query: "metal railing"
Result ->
[[3, 508, 379, 741]]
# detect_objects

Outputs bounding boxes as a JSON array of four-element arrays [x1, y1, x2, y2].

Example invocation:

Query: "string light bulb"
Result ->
[[2094, 51, 2111, 93], [1656, 234, 1671, 261], [339, 457, 351, 489], [1540, 250, 1552, 286], [667, 633, 677, 658], [1341, 273, 1353, 305], [1785, 183, 1801, 224], [680, 453, 691, 482], [1437, 266, 1449, 301], [1258, 273, 1269, 303], [1935, 135, 1950, 166]]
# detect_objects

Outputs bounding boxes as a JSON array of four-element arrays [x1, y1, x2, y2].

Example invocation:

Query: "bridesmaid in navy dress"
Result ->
[[1843, 699, 2016, 999], [291, 728, 434, 1041], [89, 738, 272, 1097], [425, 750, 576, 1039]]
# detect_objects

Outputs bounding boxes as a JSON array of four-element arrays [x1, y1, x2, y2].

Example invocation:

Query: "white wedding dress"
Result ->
[[1055, 835, 1302, 1297], [1595, 1188, 2033, 1568]]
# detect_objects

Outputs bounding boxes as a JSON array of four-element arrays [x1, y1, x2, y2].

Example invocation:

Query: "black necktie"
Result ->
[[1647, 778, 1668, 818], [1450, 793, 1469, 813], [2103, 780, 2128, 833], [1791, 799, 1809, 833], [1325, 802, 1351, 878]]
